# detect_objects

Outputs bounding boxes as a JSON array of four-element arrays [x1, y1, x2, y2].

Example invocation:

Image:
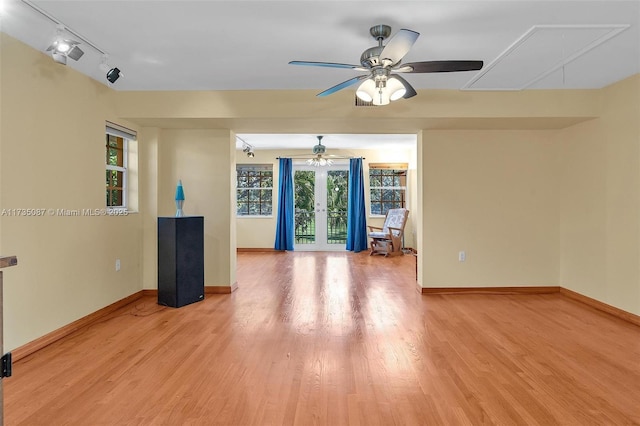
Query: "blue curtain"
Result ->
[[274, 158, 295, 251], [346, 158, 368, 252]]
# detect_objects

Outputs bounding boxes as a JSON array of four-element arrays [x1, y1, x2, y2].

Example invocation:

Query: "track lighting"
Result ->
[[22, 1, 123, 85], [243, 145, 255, 158], [106, 67, 123, 83], [100, 55, 123, 84], [46, 25, 83, 65], [238, 137, 255, 158]]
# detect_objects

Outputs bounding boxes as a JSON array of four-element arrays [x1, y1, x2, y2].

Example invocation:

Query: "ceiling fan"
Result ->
[[280, 136, 354, 166], [289, 24, 483, 106], [307, 136, 333, 166]]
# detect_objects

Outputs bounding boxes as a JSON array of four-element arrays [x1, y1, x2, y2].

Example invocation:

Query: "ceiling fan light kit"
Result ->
[[307, 135, 333, 166], [356, 75, 407, 106], [307, 156, 333, 167], [290, 24, 483, 106]]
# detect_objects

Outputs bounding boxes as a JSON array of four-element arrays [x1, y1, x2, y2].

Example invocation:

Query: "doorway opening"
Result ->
[[293, 163, 349, 251]]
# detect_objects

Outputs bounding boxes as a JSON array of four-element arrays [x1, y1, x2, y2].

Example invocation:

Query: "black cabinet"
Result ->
[[158, 216, 204, 308]]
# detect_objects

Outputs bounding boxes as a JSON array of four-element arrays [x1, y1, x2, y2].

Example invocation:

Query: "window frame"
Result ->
[[236, 164, 274, 217], [106, 123, 135, 210], [368, 163, 408, 217]]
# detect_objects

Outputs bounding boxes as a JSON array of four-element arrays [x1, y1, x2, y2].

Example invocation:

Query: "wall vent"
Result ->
[[355, 96, 374, 107]]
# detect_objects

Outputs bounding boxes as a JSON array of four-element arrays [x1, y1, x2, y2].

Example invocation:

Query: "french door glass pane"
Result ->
[[326, 170, 348, 244], [294, 170, 316, 243]]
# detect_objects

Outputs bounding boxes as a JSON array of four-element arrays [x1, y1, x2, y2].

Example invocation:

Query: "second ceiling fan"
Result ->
[[289, 24, 483, 105]]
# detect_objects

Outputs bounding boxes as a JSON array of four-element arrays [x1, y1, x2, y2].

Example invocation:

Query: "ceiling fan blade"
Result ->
[[379, 29, 419, 66], [400, 60, 484, 73], [392, 74, 417, 99], [317, 75, 369, 97], [289, 61, 368, 71]]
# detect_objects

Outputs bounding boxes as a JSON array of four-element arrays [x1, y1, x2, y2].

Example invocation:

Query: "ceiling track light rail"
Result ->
[[20, 0, 123, 84]]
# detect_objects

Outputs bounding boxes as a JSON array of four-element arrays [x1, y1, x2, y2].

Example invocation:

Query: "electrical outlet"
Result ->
[[458, 251, 466, 262], [115, 259, 121, 271]]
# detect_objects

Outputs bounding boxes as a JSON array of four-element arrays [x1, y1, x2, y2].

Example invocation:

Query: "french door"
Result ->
[[293, 164, 349, 251]]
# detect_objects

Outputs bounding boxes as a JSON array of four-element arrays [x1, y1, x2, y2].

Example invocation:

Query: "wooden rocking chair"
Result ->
[[367, 208, 409, 256]]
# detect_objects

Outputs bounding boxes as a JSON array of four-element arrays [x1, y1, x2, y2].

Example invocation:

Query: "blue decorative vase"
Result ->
[[175, 180, 185, 217]]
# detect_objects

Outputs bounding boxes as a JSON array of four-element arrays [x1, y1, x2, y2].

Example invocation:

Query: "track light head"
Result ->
[[51, 51, 67, 65], [46, 30, 83, 65], [242, 144, 255, 158], [106, 67, 122, 84], [67, 45, 84, 61], [53, 39, 71, 53]]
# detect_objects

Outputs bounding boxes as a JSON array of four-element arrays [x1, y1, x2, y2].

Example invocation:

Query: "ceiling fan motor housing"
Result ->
[[312, 135, 326, 154], [360, 46, 384, 68], [312, 144, 326, 154]]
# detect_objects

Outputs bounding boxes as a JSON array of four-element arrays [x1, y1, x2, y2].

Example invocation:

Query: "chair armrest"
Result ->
[[387, 226, 403, 236], [367, 225, 383, 232]]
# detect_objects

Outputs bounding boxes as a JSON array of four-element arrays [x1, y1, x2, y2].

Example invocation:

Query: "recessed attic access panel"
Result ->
[[463, 24, 630, 91]]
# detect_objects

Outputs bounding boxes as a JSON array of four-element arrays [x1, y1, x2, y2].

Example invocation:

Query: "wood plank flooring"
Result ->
[[5, 252, 640, 425]]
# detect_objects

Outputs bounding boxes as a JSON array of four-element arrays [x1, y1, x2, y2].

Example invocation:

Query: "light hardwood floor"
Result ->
[[5, 252, 640, 425]]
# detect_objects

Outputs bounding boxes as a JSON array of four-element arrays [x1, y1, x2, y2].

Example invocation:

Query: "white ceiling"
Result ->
[[2, 0, 638, 149]]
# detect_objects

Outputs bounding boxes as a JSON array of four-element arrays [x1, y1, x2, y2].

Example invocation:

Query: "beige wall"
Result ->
[[420, 130, 561, 288], [235, 146, 417, 249], [558, 75, 640, 315], [138, 126, 238, 290], [155, 129, 237, 288], [139, 127, 159, 290], [0, 34, 143, 351]]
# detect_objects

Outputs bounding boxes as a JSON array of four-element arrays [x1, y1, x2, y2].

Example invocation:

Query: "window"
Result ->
[[369, 163, 408, 216], [236, 164, 273, 216], [106, 123, 135, 209]]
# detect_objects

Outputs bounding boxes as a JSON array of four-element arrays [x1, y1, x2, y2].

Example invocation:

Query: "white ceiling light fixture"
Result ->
[[356, 73, 407, 106], [46, 24, 83, 65], [387, 77, 407, 101], [355, 79, 375, 103]]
